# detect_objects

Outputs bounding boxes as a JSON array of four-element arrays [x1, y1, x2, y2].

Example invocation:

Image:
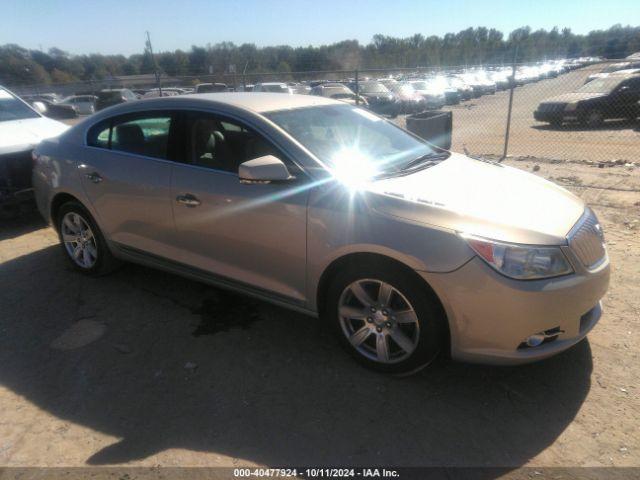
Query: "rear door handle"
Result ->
[[176, 193, 201, 207], [85, 172, 103, 184]]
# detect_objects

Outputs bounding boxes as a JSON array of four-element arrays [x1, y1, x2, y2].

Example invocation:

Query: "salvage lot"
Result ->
[[0, 168, 639, 470], [395, 64, 640, 162], [1, 66, 639, 472]]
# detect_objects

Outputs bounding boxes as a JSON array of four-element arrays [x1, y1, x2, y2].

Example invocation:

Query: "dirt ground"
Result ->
[[0, 158, 638, 475]]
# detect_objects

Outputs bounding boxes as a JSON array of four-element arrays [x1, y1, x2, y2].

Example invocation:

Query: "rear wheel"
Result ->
[[326, 261, 446, 373], [56, 201, 120, 275]]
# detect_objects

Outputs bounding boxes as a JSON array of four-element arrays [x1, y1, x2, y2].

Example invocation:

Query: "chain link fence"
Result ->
[[9, 60, 640, 166]]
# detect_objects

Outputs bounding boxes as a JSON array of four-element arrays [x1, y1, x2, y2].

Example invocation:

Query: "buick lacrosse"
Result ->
[[33, 93, 609, 373]]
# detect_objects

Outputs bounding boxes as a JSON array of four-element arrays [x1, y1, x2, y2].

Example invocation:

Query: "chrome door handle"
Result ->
[[85, 172, 103, 184], [176, 194, 201, 207]]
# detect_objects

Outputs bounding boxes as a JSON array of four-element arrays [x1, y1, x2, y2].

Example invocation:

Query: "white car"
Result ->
[[58, 95, 97, 115], [0, 86, 67, 210]]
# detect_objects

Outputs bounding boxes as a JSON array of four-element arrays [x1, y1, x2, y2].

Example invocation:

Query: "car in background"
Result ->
[[58, 95, 97, 115], [96, 89, 138, 111], [195, 83, 228, 93], [534, 75, 640, 127], [236, 84, 255, 92], [28, 98, 78, 119], [447, 75, 474, 100], [346, 81, 399, 117], [384, 82, 426, 113], [253, 82, 293, 93], [310, 83, 365, 106], [142, 90, 180, 99], [32, 93, 609, 373], [584, 62, 640, 83], [408, 80, 446, 109], [0, 85, 67, 215]]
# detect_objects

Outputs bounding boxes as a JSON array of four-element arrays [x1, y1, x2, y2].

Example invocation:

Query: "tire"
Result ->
[[581, 109, 604, 128], [56, 201, 120, 275], [325, 259, 446, 374], [549, 119, 563, 127]]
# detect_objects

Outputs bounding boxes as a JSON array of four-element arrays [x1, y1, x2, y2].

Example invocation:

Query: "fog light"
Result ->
[[525, 334, 546, 347]]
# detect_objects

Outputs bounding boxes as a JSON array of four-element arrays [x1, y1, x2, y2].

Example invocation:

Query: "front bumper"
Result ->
[[419, 255, 610, 365]]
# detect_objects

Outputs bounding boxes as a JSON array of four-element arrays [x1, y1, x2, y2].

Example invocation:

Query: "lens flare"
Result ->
[[330, 148, 379, 192]]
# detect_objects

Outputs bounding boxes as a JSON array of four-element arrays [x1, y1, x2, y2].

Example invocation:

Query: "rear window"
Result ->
[[86, 113, 173, 159]]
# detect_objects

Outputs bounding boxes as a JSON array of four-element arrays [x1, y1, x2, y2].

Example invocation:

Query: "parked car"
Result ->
[[407, 80, 446, 109], [58, 95, 97, 115], [28, 98, 78, 119], [309, 83, 365, 106], [96, 89, 137, 111], [346, 81, 400, 117], [385, 82, 426, 113], [142, 90, 180, 98], [253, 82, 293, 93], [534, 75, 640, 126], [32, 93, 609, 373], [584, 62, 640, 83], [195, 83, 228, 93], [0, 85, 67, 214]]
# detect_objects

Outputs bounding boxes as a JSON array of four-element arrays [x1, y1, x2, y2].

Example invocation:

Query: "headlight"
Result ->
[[564, 102, 579, 112], [461, 234, 573, 280]]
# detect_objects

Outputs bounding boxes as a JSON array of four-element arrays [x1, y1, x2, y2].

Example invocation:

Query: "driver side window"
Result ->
[[184, 113, 295, 175]]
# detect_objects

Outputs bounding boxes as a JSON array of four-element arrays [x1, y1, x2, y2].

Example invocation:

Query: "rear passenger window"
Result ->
[[111, 116, 172, 159], [87, 121, 111, 148]]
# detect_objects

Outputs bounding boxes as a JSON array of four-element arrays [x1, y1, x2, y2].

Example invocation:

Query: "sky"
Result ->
[[2, 0, 639, 56]]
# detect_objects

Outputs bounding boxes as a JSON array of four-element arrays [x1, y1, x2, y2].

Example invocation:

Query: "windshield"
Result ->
[[262, 84, 288, 92], [0, 89, 40, 122], [322, 86, 352, 97], [390, 83, 416, 95], [266, 104, 437, 176], [577, 78, 622, 94], [359, 82, 389, 94]]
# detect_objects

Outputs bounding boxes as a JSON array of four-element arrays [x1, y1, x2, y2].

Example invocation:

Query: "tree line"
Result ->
[[1, 24, 639, 86]]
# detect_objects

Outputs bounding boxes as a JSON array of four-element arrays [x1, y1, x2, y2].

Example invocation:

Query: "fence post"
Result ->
[[500, 45, 519, 162], [355, 69, 359, 105]]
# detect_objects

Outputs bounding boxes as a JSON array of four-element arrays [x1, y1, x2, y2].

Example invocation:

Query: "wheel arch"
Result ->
[[50, 192, 84, 231], [315, 252, 451, 355]]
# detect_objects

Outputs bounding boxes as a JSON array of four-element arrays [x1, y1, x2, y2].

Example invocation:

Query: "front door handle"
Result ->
[[85, 172, 103, 184], [176, 193, 201, 207]]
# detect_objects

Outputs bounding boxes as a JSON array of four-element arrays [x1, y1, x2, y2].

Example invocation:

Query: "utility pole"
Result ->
[[146, 31, 162, 95]]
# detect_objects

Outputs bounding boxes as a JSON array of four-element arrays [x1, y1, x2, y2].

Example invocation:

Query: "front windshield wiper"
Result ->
[[400, 152, 449, 171]]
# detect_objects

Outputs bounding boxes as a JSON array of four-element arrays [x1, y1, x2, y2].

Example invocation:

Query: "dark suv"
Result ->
[[534, 75, 640, 127], [96, 89, 137, 111]]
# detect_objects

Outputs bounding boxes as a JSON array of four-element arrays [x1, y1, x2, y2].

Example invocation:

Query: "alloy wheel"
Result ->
[[61, 212, 98, 269], [338, 279, 420, 364]]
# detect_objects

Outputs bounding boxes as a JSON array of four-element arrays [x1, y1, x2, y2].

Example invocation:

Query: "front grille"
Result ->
[[538, 102, 566, 113], [568, 208, 606, 269]]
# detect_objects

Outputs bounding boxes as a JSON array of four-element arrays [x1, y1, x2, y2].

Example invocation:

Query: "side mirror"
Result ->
[[239, 155, 292, 183]]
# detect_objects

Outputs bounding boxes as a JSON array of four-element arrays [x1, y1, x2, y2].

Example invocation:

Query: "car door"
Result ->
[[169, 111, 309, 305], [81, 111, 178, 258], [617, 77, 640, 118]]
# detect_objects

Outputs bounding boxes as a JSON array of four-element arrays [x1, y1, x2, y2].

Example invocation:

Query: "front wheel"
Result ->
[[326, 261, 446, 373], [581, 109, 604, 128]]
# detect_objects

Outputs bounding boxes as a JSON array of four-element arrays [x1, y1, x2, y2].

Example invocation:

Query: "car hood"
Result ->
[[541, 92, 606, 104], [0, 117, 68, 155], [367, 153, 584, 245]]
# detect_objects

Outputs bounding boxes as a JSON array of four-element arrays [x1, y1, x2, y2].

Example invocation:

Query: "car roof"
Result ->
[[143, 92, 341, 113]]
